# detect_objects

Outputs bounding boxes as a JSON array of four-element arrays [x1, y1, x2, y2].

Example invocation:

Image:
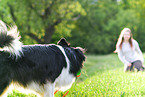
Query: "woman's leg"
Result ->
[[124, 64, 133, 72], [132, 60, 143, 71]]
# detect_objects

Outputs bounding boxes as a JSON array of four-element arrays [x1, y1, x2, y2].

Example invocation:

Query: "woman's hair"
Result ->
[[114, 28, 133, 53]]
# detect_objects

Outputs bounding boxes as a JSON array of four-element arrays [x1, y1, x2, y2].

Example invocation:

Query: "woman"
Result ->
[[115, 28, 144, 72]]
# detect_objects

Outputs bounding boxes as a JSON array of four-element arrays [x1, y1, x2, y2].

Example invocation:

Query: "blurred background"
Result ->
[[0, 0, 145, 54]]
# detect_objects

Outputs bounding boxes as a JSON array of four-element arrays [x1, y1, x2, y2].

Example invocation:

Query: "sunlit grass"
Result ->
[[8, 90, 37, 97], [8, 53, 145, 97]]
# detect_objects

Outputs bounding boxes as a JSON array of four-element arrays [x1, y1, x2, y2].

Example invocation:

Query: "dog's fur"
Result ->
[[0, 20, 85, 97]]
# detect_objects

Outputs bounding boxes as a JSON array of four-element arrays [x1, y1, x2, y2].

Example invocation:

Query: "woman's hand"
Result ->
[[127, 63, 132, 67]]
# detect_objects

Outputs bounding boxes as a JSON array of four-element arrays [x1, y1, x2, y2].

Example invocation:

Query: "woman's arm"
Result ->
[[117, 47, 130, 65], [134, 40, 144, 63]]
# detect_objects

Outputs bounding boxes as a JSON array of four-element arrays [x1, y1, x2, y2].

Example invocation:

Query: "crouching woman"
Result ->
[[115, 28, 144, 72]]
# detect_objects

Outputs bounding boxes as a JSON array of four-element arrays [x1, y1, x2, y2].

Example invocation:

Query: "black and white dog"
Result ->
[[0, 20, 85, 97]]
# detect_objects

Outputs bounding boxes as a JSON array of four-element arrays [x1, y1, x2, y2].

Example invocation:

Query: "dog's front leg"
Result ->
[[43, 82, 55, 97], [0, 80, 11, 97]]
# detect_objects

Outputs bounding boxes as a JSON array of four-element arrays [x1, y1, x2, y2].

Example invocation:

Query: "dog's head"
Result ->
[[57, 38, 86, 76], [57, 38, 86, 52], [57, 38, 86, 60]]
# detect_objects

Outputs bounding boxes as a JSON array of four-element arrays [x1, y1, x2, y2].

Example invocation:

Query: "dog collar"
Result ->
[[76, 70, 81, 77]]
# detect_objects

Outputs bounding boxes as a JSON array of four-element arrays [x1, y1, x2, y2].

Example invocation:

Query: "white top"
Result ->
[[117, 39, 144, 65]]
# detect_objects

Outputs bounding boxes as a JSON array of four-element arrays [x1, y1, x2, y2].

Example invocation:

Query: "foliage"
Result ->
[[0, 0, 86, 44], [67, 0, 139, 54], [126, 0, 145, 51], [0, 0, 145, 54]]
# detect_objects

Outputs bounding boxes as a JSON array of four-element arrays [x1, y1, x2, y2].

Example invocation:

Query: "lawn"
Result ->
[[8, 54, 145, 97]]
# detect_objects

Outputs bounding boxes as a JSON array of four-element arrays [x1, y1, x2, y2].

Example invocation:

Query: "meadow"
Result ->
[[8, 54, 145, 97]]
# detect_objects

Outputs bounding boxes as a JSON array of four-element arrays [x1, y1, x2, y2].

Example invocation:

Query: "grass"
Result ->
[[8, 53, 145, 97]]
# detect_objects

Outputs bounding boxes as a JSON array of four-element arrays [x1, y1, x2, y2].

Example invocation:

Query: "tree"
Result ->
[[123, 0, 145, 51], [0, 0, 86, 44], [68, 0, 139, 54]]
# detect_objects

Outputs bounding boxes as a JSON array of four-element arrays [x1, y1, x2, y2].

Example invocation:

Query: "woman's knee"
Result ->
[[133, 60, 143, 70]]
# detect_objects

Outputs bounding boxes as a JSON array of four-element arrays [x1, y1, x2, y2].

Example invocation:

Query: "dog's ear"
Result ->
[[57, 38, 70, 47], [75, 47, 86, 53]]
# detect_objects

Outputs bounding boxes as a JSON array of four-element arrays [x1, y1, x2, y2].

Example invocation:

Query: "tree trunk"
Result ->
[[44, 18, 62, 43], [44, 25, 54, 43]]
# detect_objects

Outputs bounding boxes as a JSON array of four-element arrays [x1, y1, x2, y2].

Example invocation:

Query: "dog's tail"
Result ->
[[0, 20, 23, 58]]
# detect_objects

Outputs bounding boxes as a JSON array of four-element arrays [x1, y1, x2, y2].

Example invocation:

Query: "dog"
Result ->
[[0, 20, 86, 97]]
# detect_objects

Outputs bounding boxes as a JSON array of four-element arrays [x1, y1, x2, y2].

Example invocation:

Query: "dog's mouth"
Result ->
[[82, 63, 84, 68]]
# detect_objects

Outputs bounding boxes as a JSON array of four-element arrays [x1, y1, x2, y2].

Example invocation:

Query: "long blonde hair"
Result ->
[[114, 28, 133, 53]]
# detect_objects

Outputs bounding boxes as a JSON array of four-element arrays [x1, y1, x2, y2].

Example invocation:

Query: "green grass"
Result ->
[[8, 54, 145, 97]]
